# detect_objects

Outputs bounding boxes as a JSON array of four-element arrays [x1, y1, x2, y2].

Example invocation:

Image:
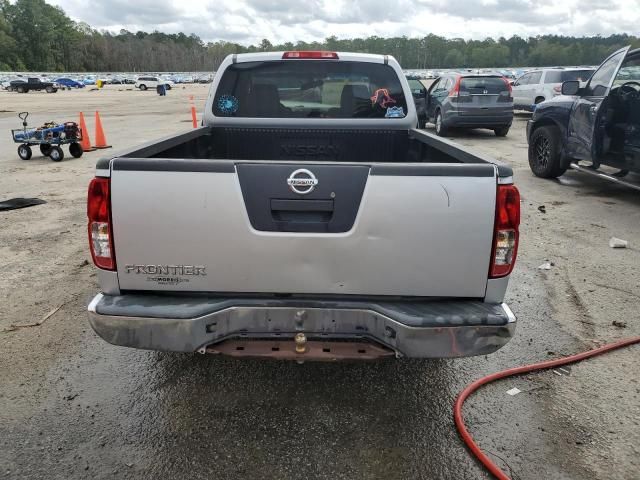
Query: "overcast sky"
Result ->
[[47, 0, 640, 45]]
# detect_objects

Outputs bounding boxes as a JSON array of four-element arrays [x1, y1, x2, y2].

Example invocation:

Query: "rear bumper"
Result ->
[[446, 112, 513, 128], [88, 293, 516, 359]]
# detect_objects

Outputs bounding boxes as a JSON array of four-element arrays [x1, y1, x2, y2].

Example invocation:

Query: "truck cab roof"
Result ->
[[229, 51, 392, 64]]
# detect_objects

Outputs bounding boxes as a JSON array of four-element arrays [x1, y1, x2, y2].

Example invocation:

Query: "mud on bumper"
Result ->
[[88, 294, 516, 359]]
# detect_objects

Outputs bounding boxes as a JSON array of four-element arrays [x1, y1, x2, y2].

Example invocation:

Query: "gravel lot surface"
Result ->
[[1, 85, 638, 479]]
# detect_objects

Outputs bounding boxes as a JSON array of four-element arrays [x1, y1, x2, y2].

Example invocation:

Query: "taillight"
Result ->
[[282, 51, 338, 59], [498, 77, 513, 102], [490, 184, 520, 278], [553, 85, 562, 94], [87, 177, 115, 270], [501, 76, 512, 94], [448, 76, 461, 97]]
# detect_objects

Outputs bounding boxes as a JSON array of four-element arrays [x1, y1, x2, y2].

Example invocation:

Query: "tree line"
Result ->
[[2, 0, 639, 72]]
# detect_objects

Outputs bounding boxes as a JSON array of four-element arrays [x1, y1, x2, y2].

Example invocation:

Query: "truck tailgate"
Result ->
[[109, 160, 497, 298]]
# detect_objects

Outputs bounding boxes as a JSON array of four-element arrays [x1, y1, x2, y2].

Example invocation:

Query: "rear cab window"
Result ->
[[213, 60, 408, 119]]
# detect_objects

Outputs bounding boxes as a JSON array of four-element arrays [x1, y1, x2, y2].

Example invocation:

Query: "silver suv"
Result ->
[[512, 68, 594, 111]]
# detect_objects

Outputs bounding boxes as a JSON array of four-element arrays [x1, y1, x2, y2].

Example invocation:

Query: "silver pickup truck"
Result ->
[[87, 51, 520, 361]]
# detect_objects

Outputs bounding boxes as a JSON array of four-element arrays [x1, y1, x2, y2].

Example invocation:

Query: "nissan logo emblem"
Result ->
[[287, 168, 318, 195]]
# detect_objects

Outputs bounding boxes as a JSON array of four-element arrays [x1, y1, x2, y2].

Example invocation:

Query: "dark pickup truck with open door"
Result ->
[[527, 46, 640, 191]]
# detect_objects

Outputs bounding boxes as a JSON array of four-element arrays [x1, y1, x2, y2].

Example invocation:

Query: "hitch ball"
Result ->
[[295, 332, 307, 353]]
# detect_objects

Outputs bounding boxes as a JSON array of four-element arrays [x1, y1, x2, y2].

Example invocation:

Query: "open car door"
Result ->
[[567, 46, 630, 161], [425, 77, 442, 121]]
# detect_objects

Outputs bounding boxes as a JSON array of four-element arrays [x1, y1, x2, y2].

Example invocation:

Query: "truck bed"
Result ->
[[104, 126, 512, 175]]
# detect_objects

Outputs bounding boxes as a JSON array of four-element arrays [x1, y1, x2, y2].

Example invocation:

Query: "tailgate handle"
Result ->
[[270, 199, 334, 213], [270, 199, 334, 230]]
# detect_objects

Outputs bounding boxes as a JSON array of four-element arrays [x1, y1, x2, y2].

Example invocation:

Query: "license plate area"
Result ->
[[206, 338, 394, 361]]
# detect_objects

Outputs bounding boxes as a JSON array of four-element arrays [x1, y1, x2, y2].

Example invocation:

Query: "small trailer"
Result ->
[[11, 112, 83, 162]]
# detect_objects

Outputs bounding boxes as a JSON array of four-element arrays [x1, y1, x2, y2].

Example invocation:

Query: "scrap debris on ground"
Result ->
[[0, 197, 46, 211]]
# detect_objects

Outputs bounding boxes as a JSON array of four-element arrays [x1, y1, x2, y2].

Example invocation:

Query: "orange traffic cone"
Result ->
[[191, 105, 198, 128], [94, 111, 112, 149], [79, 112, 96, 152]]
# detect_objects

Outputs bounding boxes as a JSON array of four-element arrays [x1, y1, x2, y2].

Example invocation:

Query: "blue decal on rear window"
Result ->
[[385, 106, 405, 118], [217, 95, 239, 115]]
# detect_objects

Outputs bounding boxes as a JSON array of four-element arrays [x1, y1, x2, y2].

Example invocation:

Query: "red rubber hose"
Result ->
[[454, 336, 640, 480]]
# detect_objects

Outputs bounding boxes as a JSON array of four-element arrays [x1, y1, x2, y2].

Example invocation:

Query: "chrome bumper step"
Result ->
[[88, 294, 516, 358]]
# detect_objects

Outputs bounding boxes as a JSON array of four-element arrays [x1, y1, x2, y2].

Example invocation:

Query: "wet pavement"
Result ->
[[1, 92, 639, 479], [0, 294, 578, 480]]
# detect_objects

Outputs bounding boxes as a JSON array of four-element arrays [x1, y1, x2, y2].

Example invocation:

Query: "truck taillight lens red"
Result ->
[[490, 184, 520, 278], [87, 177, 115, 270]]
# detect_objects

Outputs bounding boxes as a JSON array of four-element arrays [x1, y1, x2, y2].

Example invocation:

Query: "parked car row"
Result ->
[[1, 73, 214, 92]]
